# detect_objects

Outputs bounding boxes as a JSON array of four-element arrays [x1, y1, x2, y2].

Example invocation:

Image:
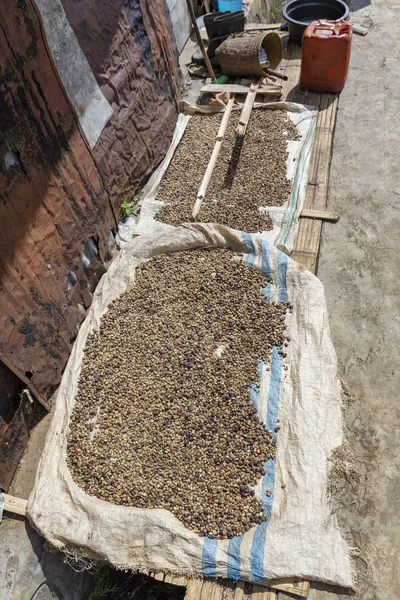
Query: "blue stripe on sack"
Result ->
[[260, 458, 275, 513], [227, 535, 243, 580], [260, 240, 271, 280], [249, 520, 268, 582], [250, 346, 283, 581], [260, 240, 272, 301], [278, 252, 288, 302], [202, 537, 218, 578], [242, 232, 255, 267]]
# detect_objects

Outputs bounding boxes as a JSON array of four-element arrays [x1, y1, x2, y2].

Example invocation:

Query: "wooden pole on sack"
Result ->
[[185, 0, 216, 81], [236, 79, 260, 137], [192, 96, 235, 218]]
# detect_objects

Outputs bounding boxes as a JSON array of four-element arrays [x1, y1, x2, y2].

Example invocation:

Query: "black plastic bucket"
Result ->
[[282, 0, 349, 44]]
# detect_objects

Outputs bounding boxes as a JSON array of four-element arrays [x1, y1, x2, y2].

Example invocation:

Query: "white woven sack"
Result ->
[[28, 223, 353, 588]]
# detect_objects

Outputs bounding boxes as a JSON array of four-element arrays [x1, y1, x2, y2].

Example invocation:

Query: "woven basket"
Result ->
[[215, 32, 283, 77]]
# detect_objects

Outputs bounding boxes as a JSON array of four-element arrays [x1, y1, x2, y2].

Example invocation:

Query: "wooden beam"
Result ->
[[300, 209, 340, 222], [2, 493, 28, 517]]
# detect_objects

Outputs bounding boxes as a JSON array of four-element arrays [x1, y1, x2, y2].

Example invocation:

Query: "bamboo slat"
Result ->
[[147, 570, 310, 600], [300, 209, 340, 222], [2, 493, 28, 516], [248, 585, 277, 600], [278, 40, 339, 274], [291, 92, 339, 273], [193, 97, 235, 218], [236, 80, 260, 137]]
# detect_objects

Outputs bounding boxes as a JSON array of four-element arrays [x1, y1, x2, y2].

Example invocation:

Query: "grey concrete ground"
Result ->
[[2, 0, 399, 598], [308, 0, 400, 598]]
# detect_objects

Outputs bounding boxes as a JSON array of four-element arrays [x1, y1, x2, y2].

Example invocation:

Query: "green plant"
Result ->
[[121, 196, 139, 218], [89, 567, 119, 600]]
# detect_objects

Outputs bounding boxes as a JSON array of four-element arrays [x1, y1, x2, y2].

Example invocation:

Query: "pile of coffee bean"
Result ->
[[156, 110, 298, 232], [67, 249, 290, 539]]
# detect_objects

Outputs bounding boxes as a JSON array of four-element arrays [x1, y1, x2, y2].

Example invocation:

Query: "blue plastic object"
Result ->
[[218, 0, 243, 12]]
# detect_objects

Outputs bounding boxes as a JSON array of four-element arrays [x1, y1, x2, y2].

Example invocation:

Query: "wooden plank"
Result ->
[[289, 61, 339, 274], [249, 584, 277, 600], [2, 493, 28, 516], [264, 579, 310, 597], [300, 209, 340, 222], [292, 125, 337, 267], [200, 580, 219, 600], [150, 571, 165, 581], [185, 578, 204, 600], [201, 84, 282, 95], [233, 581, 245, 600], [164, 573, 187, 586], [150, 568, 311, 599], [151, 569, 310, 600]]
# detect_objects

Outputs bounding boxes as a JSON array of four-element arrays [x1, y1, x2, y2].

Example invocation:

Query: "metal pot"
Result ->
[[282, 0, 350, 44]]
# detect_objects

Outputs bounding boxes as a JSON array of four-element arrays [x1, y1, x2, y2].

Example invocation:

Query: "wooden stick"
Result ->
[[2, 493, 28, 517], [185, 0, 216, 81], [201, 84, 282, 95], [236, 79, 260, 137], [264, 67, 288, 81], [192, 97, 235, 218], [352, 23, 368, 36], [301, 209, 340, 222], [245, 23, 281, 31]]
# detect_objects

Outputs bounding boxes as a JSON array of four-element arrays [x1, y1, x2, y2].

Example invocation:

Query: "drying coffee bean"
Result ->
[[67, 249, 289, 539], [156, 111, 299, 232]]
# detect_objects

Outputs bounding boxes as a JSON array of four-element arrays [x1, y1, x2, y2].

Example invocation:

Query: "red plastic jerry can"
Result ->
[[300, 20, 353, 93]]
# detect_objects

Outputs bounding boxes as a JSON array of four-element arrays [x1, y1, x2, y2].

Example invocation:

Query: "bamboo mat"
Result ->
[[145, 38, 340, 600]]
